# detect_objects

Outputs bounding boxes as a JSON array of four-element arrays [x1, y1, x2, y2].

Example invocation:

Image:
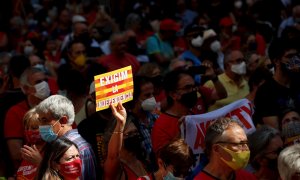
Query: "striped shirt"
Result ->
[[64, 129, 97, 180]]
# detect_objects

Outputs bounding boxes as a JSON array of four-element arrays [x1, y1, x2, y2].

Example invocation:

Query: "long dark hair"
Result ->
[[36, 137, 78, 180]]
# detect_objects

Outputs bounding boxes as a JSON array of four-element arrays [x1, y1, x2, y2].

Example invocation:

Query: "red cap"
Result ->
[[219, 17, 233, 27], [160, 19, 180, 31]]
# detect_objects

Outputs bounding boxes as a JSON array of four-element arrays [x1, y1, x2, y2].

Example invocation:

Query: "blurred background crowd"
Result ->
[[1, 0, 300, 179]]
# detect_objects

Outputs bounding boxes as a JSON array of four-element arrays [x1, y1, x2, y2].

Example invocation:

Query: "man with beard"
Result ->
[[254, 38, 300, 129]]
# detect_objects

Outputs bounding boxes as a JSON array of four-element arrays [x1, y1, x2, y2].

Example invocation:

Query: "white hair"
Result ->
[[20, 67, 43, 85], [35, 95, 75, 125], [278, 144, 300, 180]]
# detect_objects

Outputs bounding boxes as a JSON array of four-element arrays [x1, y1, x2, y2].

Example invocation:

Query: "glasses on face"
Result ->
[[73, 50, 86, 56], [177, 84, 198, 92], [216, 141, 249, 150]]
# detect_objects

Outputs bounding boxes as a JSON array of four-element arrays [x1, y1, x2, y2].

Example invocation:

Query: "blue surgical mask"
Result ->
[[163, 172, 184, 180], [39, 120, 60, 142]]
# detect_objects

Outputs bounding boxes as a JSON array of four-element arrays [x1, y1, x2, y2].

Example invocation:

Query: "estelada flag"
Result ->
[[94, 66, 134, 111]]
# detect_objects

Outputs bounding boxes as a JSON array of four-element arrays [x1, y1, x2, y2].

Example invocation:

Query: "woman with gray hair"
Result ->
[[278, 144, 300, 180], [247, 125, 283, 180]]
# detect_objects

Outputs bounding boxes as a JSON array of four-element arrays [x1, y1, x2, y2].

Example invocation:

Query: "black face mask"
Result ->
[[179, 90, 198, 108]]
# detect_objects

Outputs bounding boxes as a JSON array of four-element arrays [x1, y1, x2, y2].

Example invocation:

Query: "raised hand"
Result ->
[[20, 145, 42, 164], [110, 102, 127, 126]]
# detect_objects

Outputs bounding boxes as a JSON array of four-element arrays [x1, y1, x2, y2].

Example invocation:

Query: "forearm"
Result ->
[[212, 77, 227, 100]]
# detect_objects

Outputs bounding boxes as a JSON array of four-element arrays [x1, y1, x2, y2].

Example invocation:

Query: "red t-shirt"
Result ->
[[16, 160, 38, 180], [4, 100, 30, 139], [191, 86, 213, 114], [194, 170, 257, 180], [151, 113, 180, 153], [97, 53, 140, 75]]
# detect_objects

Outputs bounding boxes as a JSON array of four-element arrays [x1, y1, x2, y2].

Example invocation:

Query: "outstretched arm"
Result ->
[[104, 102, 127, 179]]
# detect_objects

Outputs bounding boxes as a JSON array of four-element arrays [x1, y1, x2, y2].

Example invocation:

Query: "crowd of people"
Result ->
[[1, 0, 300, 179]]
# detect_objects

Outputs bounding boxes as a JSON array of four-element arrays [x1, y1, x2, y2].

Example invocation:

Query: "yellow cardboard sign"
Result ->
[[94, 66, 133, 111]]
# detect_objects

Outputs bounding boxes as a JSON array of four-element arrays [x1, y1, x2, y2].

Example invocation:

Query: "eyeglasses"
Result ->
[[177, 84, 198, 92], [216, 141, 249, 149]]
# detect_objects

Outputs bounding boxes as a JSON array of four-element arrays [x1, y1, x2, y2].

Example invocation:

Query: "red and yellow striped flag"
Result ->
[[94, 66, 134, 111]]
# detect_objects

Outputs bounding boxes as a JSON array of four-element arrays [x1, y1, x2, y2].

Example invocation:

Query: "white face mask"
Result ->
[[141, 97, 157, 111], [231, 61, 246, 75], [191, 35, 203, 47], [234, 1, 243, 9], [210, 40, 221, 52], [24, 46, 34, 55], [34, 81, 50, 100], [33, 64, 46, 72]]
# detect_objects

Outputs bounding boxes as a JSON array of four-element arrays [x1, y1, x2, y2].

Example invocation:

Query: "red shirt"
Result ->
[[191, 86, 214, 114], [97, 53, 140, 74], [4, 100, 30, 139], [16, 160, 38, 180], [151, 113, 180, 153], [194, 170, 257, 180]]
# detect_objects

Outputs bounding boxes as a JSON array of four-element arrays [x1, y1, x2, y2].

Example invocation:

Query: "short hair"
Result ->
[[67, 39, 85, 53], [35, 95, 75, 125], [268, 38, 299, 61], [9, 55, 30, 78], [20, 67, 43, 85], [36, 137, 78, 180], [23, 108, 39, 130], [158, 138, 194, 177], [204, 117, 241, 156], [278, 144, 300, 180], [137, 63, 161, 77], [125, 13, 142, 30], [248, 125, 280, 168], [163, 68, 193, 105]]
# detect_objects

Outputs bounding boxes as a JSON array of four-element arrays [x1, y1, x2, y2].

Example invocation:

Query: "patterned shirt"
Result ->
[[64, 129, 97, 180]]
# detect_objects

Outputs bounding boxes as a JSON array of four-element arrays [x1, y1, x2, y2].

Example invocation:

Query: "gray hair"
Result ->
[[20, 67, 43, 85], [278, 144, 300, 180], [35, 95, 75, 125], [248, 125, 280, 161], [205, 117, 241, 156], [125, 13, 141, 30]]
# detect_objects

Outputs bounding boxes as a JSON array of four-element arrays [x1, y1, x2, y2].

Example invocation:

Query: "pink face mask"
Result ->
[[59, 158, 82, 179], [24, 130, 42, 145]]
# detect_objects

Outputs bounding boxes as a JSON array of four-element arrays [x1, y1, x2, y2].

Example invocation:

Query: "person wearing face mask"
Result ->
[[254, 38, 300, 129], [35, 95, 97, 180], [104, 102, 154, 180], [204, 50, 249, 111], [279, 108, 300, 146], [194, 118, 256, 180], [179, 24, 206, 84], [4, 67, 51, 174], [128, 76, 159, 167], [248, 125, 283, 180], [154, 139, 194, 180], [36, 137, 82, 180], [151, 67, 227, 154], [17, 108, 44, 179], [201, 29, 224, 71]]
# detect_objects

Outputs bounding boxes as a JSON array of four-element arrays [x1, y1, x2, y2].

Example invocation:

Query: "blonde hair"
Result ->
[[23, 108, 40, 130]]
